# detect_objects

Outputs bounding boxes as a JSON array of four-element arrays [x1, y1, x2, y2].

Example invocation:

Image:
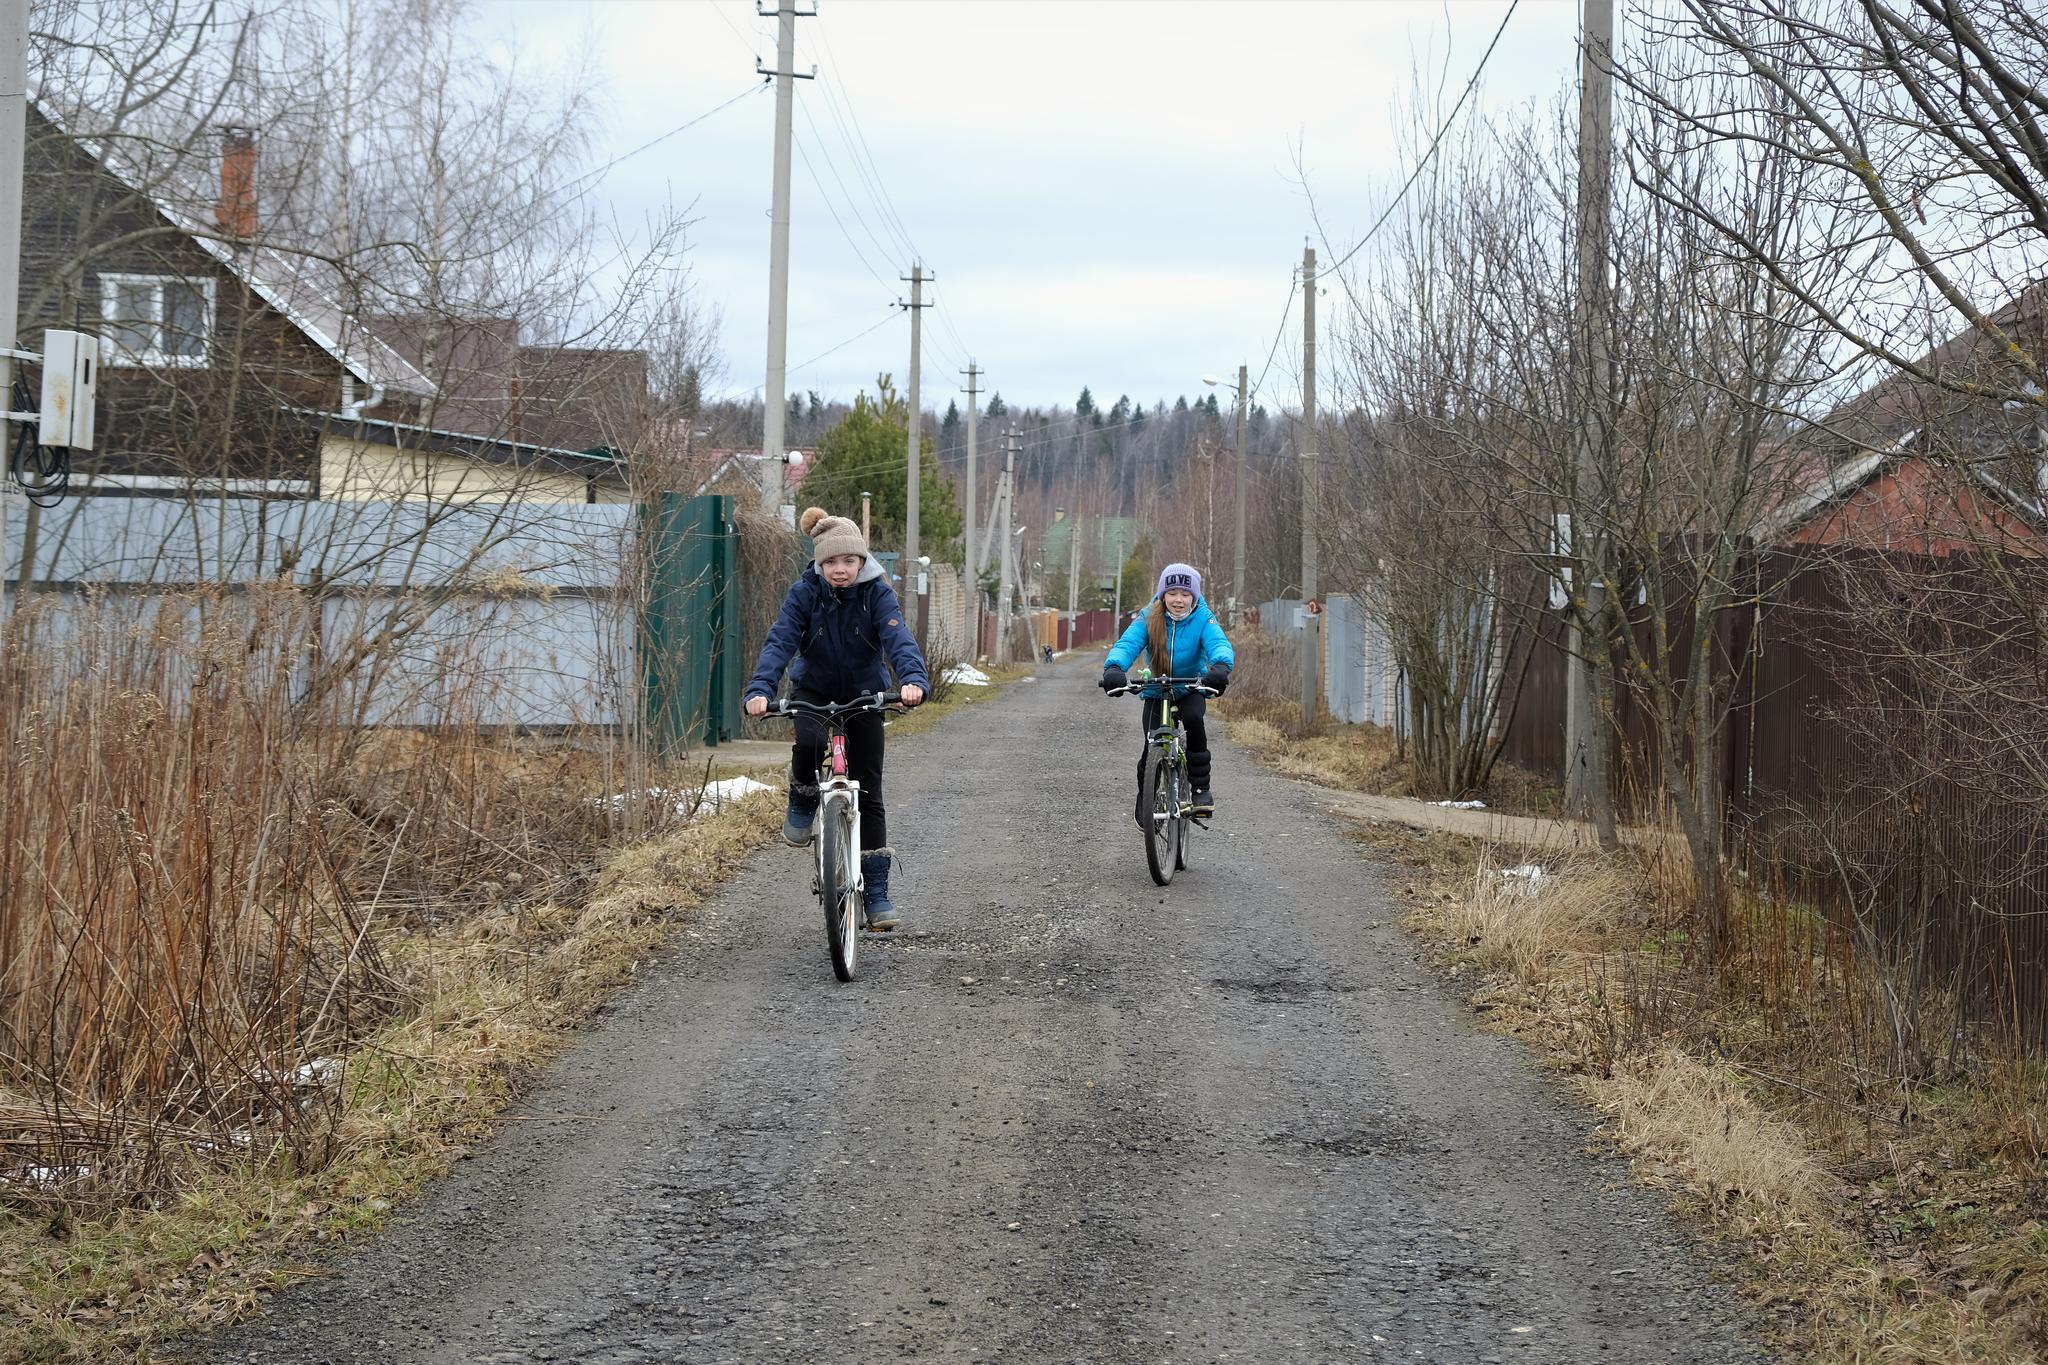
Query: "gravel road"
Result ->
[[195, 662, 1769, 1364]]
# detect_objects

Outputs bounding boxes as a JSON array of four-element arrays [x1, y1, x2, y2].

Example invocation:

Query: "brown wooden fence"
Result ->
[[1499, 546, 2048, 1041]]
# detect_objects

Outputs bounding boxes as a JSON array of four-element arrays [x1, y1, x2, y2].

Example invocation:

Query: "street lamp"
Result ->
[[1203, 366, 1250, 627]]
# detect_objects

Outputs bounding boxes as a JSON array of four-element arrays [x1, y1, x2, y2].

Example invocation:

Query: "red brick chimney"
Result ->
[[216, 128, 257, 239]]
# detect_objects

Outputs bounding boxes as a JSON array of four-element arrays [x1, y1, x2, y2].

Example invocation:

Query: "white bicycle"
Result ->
[[768, 690, 902, 981]]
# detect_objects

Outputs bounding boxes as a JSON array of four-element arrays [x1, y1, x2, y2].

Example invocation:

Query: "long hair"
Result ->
[[1143, 599, 1173, 674]]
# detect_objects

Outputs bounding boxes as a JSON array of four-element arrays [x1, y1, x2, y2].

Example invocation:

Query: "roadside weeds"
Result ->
[[0, 665, 1017, 1365], [1, 785, 783, 1364], [1230, 723, 2048, 1365]]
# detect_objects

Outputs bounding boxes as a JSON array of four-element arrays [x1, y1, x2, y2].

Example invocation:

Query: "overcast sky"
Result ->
[[478, 0, 1583, 413]]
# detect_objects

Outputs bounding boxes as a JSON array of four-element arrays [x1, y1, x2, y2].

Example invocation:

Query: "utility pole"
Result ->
[[1299, 245, 1319, 728], [961, 361, 979, 585], [1232, 362, 1248, 628], [1065, 508, 1080, 648], [1565, 0, 1617, 844], [0, 0, 24, 603], [995, 433, 1017, 666], [1111, 522, 1125, 626], [756, 2, 813, 520], [861, 489, 871, 540], [902, 263, 930, 645], [962, 362, 981, 658]]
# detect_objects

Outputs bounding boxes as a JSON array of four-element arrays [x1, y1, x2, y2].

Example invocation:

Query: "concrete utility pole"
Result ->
[[961, 361, 979, 585], [1065, 508, 1080, 645], [1111, 522, 1125, 627], [995, 433, 1017, 666], [1565, 0, 1617, 842], [756, 2, 813, 519], [0, 0, 25, 598], [1299, 245, 1319, 728], [1232, 362, 1248, 628], [902, 263, 930, 644]]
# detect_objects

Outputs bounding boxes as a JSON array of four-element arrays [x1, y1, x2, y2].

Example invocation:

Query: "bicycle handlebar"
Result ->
[[766, 689, 906, 719], [1107, 680, 1218, 698]]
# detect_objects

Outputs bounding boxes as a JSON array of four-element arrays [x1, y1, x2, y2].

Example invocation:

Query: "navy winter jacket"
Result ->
[[745, 558, 930, 702]]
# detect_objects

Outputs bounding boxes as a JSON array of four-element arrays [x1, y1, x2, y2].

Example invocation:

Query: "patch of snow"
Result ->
[[943, 664, 992, 686], [1434, 799, 1487, 810], [252, 1056, 343, 1089], [1499, 864, 1548, 897], [591, 777, 777, 820]]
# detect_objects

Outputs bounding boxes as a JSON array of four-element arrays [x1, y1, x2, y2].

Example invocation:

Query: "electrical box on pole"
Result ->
[[37, 329, 98, 450]]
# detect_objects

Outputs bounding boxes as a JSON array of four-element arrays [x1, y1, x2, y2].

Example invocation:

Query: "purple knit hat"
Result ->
[[1156, 562, 1202, 599]]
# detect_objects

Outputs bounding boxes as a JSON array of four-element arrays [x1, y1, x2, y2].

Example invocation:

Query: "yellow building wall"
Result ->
[[319, 436, 618, 504]]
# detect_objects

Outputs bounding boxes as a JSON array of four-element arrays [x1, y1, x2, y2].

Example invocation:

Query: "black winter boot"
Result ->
[[783, 782, 819, 846], [861, 848, 899, 931], [1189, 750, 1215, 818]]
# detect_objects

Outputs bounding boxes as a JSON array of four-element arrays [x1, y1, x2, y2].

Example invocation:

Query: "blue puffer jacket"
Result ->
[[1104, 596, 1234, 697], [746, 557, 930, 702]]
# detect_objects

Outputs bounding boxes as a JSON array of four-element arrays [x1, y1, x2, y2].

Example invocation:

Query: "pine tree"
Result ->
[[1075, 387, 1097, 420], [800, 374, 963, 561], [986, 392, 1008, 417]]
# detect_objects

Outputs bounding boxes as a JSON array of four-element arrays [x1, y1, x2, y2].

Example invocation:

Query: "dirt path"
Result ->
[[193, 665, 1767, 1364]]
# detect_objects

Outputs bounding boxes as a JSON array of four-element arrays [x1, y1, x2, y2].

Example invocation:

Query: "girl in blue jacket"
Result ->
[[744, 506, 929, 931], [1099, 562, 1234, 818]]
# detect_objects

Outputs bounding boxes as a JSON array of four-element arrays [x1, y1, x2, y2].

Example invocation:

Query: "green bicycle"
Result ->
[[1107, 673, 1217, 886]]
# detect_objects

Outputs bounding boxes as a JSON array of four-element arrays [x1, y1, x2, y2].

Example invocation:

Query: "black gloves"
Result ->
[[1100, 666, 1127, 692], [1202, 664, 1231, 695]]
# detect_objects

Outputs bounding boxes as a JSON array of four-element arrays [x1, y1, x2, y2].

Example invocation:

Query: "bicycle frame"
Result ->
[[767, 690, 902, 980], [817, 731, 864, 894], [1108, 674, 1216, 885]]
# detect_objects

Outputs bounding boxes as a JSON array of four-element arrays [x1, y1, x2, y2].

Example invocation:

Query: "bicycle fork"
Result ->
[[811, 732, 865, 899]]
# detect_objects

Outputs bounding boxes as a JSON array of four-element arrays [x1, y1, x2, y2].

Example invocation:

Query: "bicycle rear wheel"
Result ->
[[1143, 749, 1178, 886], [819, 797, 859, 981]]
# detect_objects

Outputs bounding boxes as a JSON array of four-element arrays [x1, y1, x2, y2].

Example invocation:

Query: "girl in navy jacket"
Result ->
[[745, 506, 929, 930], [1100, 562, 1234, 818]]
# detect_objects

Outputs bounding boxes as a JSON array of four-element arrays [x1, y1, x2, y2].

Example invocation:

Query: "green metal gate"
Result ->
[[640, 493, 742, 756]]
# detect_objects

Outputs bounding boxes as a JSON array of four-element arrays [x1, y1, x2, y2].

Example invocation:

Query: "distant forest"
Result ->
[[695, 383, 1305, 606]]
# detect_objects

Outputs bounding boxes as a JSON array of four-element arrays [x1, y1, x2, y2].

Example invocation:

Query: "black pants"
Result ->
[[790, 686, 887, 850], [1140, 693, 1212, 792]]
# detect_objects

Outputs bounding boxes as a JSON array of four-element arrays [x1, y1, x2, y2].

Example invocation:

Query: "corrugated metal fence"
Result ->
[[5, 497, 635, 729], [1500, 547, 2048, 1040]]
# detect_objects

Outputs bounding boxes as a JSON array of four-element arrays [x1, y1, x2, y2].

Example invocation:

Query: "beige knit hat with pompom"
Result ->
[[800, 506, 868, 565]]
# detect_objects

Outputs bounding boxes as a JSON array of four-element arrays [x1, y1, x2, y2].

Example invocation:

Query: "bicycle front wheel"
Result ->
[[819, 797, 859, 981], [1143, 749, 1178, 887], [1175, 765, 1194, 872]]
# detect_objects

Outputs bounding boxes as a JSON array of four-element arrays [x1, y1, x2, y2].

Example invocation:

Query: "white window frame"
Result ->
[[97, 272, 215, 368]]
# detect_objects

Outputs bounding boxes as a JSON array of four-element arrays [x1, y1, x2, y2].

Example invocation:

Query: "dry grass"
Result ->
[[1220, 631, 1559, 813], [1443, 852, 1637, 984], [0, 578, 814, 1361], [0, 787, 782, 1364], [1356, 807, 2048, 1364], [1594, 1048, 1829, 1217], [1220, 695, 1408, 794]]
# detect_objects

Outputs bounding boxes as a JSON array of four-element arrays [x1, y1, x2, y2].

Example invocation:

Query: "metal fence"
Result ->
[[1499, 547, 2048, 1040], [5, 496, 635, 729]]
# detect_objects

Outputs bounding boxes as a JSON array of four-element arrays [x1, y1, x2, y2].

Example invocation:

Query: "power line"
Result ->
[[1314, 0, 1521, 280], [792, 128, 898, 299], [796, 99, 904, 283], [562, 83, 767, 194], [790, 309, 898, 376], [811, 10, 923, 262], [1253, 277, 1300, 400]]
